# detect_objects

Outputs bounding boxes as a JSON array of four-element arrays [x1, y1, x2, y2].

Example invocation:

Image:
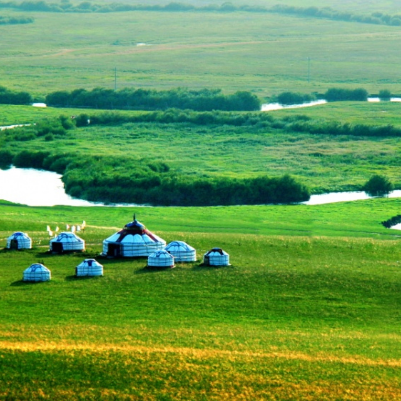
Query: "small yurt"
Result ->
[[23, 263, 51, 282], [165, 241, 196, 262], [50, 232, 85, 253], [147, 249, 175, 269], [102, 215, 166, 257], [6, 232, 32, 250], [203, 248, 230, 266], [76, 259, 103, 277]]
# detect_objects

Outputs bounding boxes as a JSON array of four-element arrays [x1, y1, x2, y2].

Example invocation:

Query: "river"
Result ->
[[1, 167, 400, 208], [261, 97, 401, 111], [0, 167, 139, 207]]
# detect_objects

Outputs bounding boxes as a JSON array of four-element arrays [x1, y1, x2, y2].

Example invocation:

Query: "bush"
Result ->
[[363, 175, 394, 196], [277, 92, 315, 105], [325, 88, 368, 102], [379, 89, 391, 100]]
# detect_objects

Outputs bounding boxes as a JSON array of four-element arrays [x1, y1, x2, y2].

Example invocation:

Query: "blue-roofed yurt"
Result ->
[[76, 259, 103, 277], [6, 232, 32, 250], [203, 248, 230, 266], [102, 215, 166, 257], [23, 263, 51, 282], [50, 232, 85, 253], [147, 249, 175, 269], [165, 241, 196, 262]]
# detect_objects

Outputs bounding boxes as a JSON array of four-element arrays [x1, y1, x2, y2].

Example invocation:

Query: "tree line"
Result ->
[[45, 87, 261, 112], [275, 88, 369, 105], [0, 15, 33, 24], [0, 86, 32, 105], [1, 1, 400, 27], [0, 148, 310, 206]]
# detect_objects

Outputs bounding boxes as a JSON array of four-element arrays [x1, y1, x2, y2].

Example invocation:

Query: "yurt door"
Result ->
[[52, 242, 63, 253], [108, 243, 121, 257], [10, 239, 19, 250]]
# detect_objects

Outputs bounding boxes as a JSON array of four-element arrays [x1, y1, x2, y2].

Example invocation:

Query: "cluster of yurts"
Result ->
[[6, 215, 230, 282]]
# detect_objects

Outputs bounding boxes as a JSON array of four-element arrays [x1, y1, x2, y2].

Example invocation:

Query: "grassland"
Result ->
[[2, 1, 401, 397], [0, 200, 401, 399], [1, 5, 401, 98], [2, 102, 401, 195]]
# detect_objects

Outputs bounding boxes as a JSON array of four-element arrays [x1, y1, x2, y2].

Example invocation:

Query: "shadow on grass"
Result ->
[[192, 263, 234, 271], [64, 275, 103, 281], [135, 265, 175, 274], [10, 279, 48, 286]]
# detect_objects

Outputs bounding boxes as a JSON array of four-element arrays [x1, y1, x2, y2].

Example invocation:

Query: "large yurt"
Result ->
[[76, 259, 103, 277], [23, 263, 51, 282], [6, 232, 32, 250], [203, 248, 230, 266], [147, 249, 175, 269], [102, 215, 166, 257], [49, 232, 85, 253], [165, 241, 196, 262]]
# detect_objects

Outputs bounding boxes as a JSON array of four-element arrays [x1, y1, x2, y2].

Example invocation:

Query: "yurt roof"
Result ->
[[77, 259, 103, 267], [104, 215, 165, 244], [8, 231, 30, 239], [51, 232, 84, 242], [165, 241, 195, 252], [24, 263, 50, 273], [205, 247, 228, 256]]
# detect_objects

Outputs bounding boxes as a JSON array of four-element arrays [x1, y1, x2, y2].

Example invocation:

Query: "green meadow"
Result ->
[[2, 102, 401, 195], [1, 200, 401, 399], [1, 4, 401, 98], [1, 0, 401, 398]]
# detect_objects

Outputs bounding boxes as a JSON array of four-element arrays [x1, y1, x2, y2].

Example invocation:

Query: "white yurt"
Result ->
[[203, 248, 230, 266], [6, 232, 32, 250], [49, 232, 85, 253], [165, 241, 196, 262], [76, 259, 103, 277], [147, 249, 175, 269], [102, 215, 166, 257], [23, 263, 51, 282]]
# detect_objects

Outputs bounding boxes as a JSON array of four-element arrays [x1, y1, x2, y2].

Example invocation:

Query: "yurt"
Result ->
[[49, 232, 85, 253], [23, 263, 51, 282], [203, 248, 230, 266], [165, 241, 196, 262], [6, 232, 32, 250], [147, 249, 175, 269], [76, 259, 103, 277], [102, 215, 166, 257]]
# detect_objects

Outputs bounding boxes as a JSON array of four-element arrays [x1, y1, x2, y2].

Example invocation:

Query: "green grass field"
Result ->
[[2, 102, 401, 195], [0, 200, 401, 399], [1, 4, 401, 98], [2, 1, 401, 398]]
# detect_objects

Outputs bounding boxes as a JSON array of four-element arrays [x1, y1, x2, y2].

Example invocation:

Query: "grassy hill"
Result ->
[[0, 200, 401, 399]]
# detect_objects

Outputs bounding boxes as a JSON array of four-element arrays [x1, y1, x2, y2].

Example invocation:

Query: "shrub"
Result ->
[[363, 175, 394, 196], [379, 89, 391, 100]]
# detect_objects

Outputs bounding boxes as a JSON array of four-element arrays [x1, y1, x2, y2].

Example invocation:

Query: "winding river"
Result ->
[[0, 167, 400, 208]]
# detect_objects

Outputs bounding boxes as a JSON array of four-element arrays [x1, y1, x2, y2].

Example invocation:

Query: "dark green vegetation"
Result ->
[[0, 14, 33, 24], [0, 86, 32, 105], [3, 102, 401, 201], [45, 87, 261, 111], [2, 1, 401, 27], [363, 175, 394, 197], [0, 200, 401, 399]]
